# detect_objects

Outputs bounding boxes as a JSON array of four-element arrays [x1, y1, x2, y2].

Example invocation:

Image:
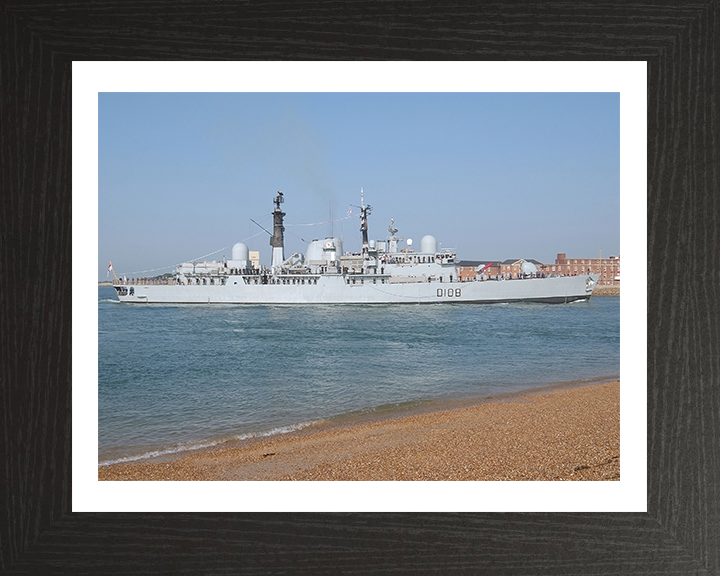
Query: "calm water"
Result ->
[[98, 286, 620, 464]]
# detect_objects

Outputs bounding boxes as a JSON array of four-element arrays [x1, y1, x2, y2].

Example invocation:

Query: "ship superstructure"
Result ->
[[113, 191, 598, 304]]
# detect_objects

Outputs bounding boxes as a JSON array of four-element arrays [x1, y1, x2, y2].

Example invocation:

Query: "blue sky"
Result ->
[[98, 92, 619, 280]]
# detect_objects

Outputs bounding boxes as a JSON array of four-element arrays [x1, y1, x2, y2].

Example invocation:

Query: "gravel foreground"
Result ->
[[99, 381, 619, 481]]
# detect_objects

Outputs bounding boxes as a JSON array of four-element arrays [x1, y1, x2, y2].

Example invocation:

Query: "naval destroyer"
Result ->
[[112, 191, 598, 304]]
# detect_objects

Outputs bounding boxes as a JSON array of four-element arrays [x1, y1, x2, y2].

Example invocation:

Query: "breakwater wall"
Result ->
[[593, 285, 620, 296]]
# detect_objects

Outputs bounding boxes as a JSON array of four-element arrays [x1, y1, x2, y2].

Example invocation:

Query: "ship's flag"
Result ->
[[107, 261, 113, 278], [346, 207, 352, 215]]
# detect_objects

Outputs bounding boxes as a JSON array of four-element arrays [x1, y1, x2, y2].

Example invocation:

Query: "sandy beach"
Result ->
[[99, 380, 619, 481]]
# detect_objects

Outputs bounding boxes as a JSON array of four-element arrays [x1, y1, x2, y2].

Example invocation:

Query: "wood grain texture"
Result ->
[[1, 1, 718, 574]]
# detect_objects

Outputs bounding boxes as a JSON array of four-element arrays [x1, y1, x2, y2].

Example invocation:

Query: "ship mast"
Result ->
[[270, 191, 285, 272], [359, 188, 372, 255]]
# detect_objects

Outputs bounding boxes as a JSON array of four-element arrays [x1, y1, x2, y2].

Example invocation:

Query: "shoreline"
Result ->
[[99, 380, 620, 481]]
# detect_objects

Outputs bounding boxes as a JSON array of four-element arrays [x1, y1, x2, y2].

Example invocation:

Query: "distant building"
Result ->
[[455, 260, 501, 282], [548, 253, 620, 285], [455, 253, 620, 285]]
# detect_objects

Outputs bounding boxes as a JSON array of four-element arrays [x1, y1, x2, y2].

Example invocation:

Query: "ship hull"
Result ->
[[114, 274, 600, 304]]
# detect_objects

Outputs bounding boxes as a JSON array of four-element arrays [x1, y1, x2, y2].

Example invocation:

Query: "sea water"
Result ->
[[97, 286, 620, 464]]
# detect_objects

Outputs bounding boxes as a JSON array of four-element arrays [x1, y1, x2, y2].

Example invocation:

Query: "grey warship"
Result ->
[[113, 191, 598, 304]]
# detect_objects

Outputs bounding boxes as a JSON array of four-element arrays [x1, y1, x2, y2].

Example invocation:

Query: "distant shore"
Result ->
[[99, 380, 619, 481]]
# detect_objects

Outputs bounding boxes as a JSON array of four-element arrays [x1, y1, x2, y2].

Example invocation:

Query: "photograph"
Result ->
[[4, 4, 717, 573], [96, 91, 620, 482]]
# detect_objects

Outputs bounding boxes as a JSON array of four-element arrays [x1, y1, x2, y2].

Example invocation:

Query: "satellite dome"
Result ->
[[407, 238, 413, 246], [521, 261, 538, 275], [420, 235, 437, 254], [232, 243, 249, 261]]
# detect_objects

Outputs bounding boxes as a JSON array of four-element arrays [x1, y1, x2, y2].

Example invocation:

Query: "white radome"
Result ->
[[420, 235, 437, 254]]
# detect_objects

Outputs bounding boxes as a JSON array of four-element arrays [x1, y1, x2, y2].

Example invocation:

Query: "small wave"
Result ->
[[98, 420, 322, 467], [98, 299, 119, 304], [232, 420, 322, 440]]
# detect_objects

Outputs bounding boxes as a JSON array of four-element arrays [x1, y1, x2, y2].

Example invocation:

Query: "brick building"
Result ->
[[456, 253, 620, 285], [457, 259, 546, 281], [544, 253, 620, 285], [456, 260, 500, 282]]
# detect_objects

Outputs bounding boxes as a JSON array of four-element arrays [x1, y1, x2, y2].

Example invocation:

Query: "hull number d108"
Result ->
[[437, 288, 462, 298]]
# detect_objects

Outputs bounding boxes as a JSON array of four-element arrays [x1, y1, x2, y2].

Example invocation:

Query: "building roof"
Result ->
[[455, 260, 497, 267], [458, 256, 610, 267], [500, 258, 544, 266]]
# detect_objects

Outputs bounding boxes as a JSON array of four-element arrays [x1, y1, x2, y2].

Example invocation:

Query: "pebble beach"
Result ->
[[99, 380, 619, 481]]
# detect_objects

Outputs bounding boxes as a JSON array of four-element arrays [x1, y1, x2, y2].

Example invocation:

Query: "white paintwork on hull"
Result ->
[[116, 274, 599, 305]]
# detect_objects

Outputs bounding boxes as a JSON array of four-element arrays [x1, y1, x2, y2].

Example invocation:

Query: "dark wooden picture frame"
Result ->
[[2, 3, 717, 574]]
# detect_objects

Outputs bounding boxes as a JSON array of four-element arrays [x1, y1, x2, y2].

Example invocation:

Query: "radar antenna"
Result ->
[[386, 217, 403, 254], [274, 190, 284, 209]]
